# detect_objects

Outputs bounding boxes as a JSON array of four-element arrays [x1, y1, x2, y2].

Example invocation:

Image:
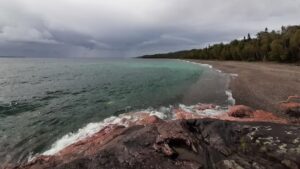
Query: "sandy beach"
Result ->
[[188, 60, 300, 113]]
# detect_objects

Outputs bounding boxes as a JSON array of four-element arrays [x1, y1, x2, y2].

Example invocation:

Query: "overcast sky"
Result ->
[[0, 0, 299, 58]]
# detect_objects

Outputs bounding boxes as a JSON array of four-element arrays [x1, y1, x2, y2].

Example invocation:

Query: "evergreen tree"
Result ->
[[270, 39, 285, 61], [141, 25, 300, 63], [247, 33, 251, 41]]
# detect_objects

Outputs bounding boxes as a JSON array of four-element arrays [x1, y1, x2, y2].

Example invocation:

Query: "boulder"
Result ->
[[280, 102, 300, 117], [137, 115, 164, 124], [279, 95, 300, 118], [227, 105, 254, 118], [287, 95, 300, 103]]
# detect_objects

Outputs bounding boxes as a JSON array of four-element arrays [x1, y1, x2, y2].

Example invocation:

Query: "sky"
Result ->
[[0, 0, 300, 58]]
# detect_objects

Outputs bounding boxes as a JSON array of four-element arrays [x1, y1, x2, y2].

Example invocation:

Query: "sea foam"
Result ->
[[41, 107, 174, 156], [42, 116, 126, 156], [39, 60, 237, 158], [225, 90, 236, 105], [40, 103, 228, 157]]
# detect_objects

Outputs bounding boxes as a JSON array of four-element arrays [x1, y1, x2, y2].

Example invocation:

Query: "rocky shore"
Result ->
[[4, 60, 300, 169], [6, 96, 300, 169]]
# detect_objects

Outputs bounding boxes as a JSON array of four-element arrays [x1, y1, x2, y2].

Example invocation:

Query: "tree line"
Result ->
[[140, 25, 300, 62]]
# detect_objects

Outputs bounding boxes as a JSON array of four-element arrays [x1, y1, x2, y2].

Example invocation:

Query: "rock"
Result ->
[[227, 105, 254, 118], [174, 109, 202, 120], [137, 115, 164, 124], [216, 160, 244, 169], [282, 159, 299, 169], [194, 103, 216, 110], [279, 95, 300, 118], [279, 102, 300, 118], [9, 119, 300, 169], [251, 110, 288, 124], [287, 95, 300, 103]]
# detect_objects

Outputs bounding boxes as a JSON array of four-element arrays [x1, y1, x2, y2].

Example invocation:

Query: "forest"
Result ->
[[140, 25, 300, 62]]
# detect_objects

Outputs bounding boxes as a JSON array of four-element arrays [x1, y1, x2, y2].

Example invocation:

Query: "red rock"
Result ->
[[227, 105, 254, 118], [278, 95, 300, 118], [286, 95, 300, 103], [56, 124, 126, 159], [219, 109, 288, 124], [252, 110, 288, 123], [8, 119, 300, 169], [279, 102, 300, 118], [194, 103, 216, 110], [137, 115, 164, 124], [174, 109, 202, 120]]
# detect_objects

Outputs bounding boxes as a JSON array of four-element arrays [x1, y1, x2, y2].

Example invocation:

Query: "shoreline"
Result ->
[[26, 59, 300, 160], [6, 59, 300, 169], [11, 113, 300, 169], [187, 59, 300, 113]]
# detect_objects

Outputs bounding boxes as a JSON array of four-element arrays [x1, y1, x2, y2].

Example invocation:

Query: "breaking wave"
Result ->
[[37, 60, 237, 160], [40, 102, 231, 157], [34, 60, 237, 160]]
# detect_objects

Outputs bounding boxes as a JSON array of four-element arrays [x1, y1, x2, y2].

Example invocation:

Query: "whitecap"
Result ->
[[225, 90, 236, 105], [40, 103, 227, 157], [230, 73, 238, 77], [42, 116, 127, 156]]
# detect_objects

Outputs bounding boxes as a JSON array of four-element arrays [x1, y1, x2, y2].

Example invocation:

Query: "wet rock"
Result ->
[[194, 103, 217, 110], [227, 105, 254, 118], [280, 102, 300, 118], [174, 108, 203, 120], [287, 95, 300, 103], [7, 119, 300, 169], [137, 115, 164, 124], [279, 95, 300, 118]]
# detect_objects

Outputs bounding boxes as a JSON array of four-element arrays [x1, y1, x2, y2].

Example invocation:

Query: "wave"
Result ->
[[38, 102, 230, 158], [225, 90, 235, 105], [180, 59, 239, 78], [36, 60, 237, 159], [180, 60, 213, 69], [181, 59, 237, 106], [41, 107, 174, 156]]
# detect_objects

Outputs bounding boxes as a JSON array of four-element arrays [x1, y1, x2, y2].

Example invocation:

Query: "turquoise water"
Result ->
[[0, 58, 229, 165]]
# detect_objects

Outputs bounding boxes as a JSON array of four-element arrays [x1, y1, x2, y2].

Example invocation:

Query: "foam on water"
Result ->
[[181, 60, 237, 106], [42, 116, 126, 156], [1, 58, 238, 165], [178, 104, 225, 117], [35, 60, 237, 159], [40, 103, 229, 157], [181, 60, 213, 69], [225, 90, 236, 105], [41, 107, 174, 156]]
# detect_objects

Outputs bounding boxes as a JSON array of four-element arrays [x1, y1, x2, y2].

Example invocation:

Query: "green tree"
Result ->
[[241, 43, 256, 61], [141, 25, 300, 63], [270, 39, 285, 61], [290, 30, 300, 61]]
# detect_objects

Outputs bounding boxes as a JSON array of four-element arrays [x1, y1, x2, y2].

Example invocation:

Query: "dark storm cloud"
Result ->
[[0, 0, 300, 57]]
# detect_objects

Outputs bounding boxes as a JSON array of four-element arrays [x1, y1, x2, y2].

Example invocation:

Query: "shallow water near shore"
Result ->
[[0, 58, 230, 165]]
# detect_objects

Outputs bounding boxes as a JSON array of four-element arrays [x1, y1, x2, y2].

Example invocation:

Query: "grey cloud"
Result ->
[[0, 0, 300, 58]]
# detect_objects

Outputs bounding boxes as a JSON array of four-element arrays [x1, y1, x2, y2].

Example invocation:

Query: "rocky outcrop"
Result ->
[[10, 119, 300, 169], [227, 105, 254, 118], [223, 109, 288, 124], [5, 102, 299, 169], [279, 96, 300, 118]]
